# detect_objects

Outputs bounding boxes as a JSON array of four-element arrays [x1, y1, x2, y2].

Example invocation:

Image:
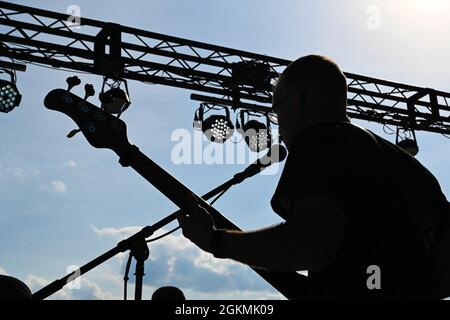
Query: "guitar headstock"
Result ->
[[44, 87, 131, 155]]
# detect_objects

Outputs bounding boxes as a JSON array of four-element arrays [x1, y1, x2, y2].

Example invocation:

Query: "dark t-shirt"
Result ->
[[271, 121, 449, 299]]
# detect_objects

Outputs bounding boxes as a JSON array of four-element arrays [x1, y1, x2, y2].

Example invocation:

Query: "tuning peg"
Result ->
[[84, 84, 95, 100], [67, 128, 81, 138], [66, 76, 81, 92], [66, 122, 96, 139]]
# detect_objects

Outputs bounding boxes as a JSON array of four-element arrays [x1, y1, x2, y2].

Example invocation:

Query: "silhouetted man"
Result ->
[[177, 55, 450, 299], [151, 286, 186, 300], [0, 275, 32, 300]]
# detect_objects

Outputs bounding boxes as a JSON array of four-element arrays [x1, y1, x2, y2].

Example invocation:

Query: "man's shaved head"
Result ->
[[276, 54, 348, 116], [272, 55, 349, 148]]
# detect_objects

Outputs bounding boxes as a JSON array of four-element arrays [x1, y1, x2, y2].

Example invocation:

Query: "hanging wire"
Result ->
[[146, 226, 180, 243], [231, 111, 245, 144], [9, 57, 17, 83], [209, 186, 231, 205], [382, 123, 395, 135], [145, 187, 230, 244], [201, 103, 224, 116]]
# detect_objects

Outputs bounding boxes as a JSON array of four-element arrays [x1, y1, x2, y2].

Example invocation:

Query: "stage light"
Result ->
[[193, 104, 234, 143], [396, 128, 419, 156], [397, 138, 419, 156], [99, 78, 131, 115], [231, 60, 274, 91], [0, 69, 22, 113], [237, 111, 272, 152]]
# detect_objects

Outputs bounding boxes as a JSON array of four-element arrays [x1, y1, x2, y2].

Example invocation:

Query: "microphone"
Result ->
[[234, 144, 288, 182]]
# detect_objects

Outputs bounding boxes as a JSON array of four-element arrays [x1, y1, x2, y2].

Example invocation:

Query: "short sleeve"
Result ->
[[271, 124, 349, 220]]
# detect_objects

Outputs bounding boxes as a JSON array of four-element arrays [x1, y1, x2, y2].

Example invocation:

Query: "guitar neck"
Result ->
[[116, 144, 308, 299], [119, 144, 238, 229], [42, 88, 306, 298]]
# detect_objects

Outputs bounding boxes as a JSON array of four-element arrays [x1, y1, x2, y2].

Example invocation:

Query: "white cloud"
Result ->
[[91, 225, 202, 252], [193, 250, 241, 275], [91, 225, 285, 299], [11, 167, 25, 179], [3, 267, 120, 300], [25, 274, 118, 300], [65, 160, 77, 168], [1, 226, 290, 301], [2, 165, 41, 179], [94, 267, 124, 289], [0, 266, 9, 276], [51, 180, 67, 193], [90, 225, 141, 237], [25, 274, 68, 299]]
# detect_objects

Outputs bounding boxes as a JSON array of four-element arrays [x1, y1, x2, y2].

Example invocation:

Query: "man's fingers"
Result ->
[[186, 193, 209, 216], [187, 193, 201, 211], [176, 211, 188, 226], [178, 194, 211, 232]]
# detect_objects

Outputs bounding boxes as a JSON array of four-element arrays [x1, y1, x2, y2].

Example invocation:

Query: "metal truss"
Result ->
[[0, 1, 449, 134]]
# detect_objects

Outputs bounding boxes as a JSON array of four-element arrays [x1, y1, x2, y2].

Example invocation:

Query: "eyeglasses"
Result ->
[[272, 91, 307, 114]]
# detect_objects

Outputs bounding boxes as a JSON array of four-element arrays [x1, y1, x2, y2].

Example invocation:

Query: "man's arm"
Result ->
[[178, 194, 345, 271], [218, 194, 345, 271]]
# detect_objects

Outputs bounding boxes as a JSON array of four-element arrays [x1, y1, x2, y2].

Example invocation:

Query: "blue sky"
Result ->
[[0, 0, 449, 299]]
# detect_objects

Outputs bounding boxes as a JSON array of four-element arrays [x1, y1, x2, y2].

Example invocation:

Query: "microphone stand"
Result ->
[[32, 164, 268, 300]]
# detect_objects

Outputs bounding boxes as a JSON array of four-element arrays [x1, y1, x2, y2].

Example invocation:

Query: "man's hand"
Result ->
[[176, 194, 216, 253]]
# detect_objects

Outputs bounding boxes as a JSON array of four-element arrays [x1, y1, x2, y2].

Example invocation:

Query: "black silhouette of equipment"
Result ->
[[31, 81, 295, 300], [1, 0, 449, 300], [0, 1, 449, 135]]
